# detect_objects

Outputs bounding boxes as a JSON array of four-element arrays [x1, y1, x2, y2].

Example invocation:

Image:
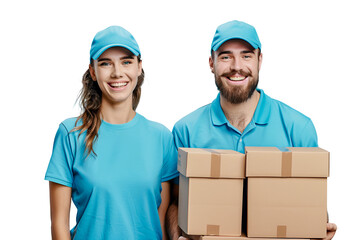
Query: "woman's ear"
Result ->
[[89, 64, 96, 81], [137, 60, 142, 77]]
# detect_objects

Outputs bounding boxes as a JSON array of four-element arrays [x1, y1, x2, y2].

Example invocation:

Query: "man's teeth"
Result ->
[[110, 82, 128, 87], [229, 76, 246, 81]]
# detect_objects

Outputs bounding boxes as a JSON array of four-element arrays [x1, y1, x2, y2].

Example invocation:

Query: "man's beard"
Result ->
[[215, 69, 259, 104]]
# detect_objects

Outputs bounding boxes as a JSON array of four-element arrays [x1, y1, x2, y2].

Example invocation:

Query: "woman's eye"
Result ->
[[100, 62, 111, 66]]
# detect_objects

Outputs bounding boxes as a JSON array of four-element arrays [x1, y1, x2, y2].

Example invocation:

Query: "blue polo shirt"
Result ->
[[173, 89, 318, 153]]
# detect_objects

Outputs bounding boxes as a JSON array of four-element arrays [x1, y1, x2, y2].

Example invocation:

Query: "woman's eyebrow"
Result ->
[[97, 55, 135, 62]]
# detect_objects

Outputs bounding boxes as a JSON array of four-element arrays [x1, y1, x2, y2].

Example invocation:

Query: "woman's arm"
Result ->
[[49, 182, 72, 240], [158, 181, 171, 240]]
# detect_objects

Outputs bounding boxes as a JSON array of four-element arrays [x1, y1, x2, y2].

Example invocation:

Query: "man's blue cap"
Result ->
[[90, 26, 140, 62], [211, 20, 261, 52]]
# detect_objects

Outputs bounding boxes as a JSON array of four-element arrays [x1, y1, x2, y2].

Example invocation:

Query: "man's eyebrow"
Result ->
[[217, 51, 232, 57], [217, 50, 255, 57], [241, 50, 255, 54]]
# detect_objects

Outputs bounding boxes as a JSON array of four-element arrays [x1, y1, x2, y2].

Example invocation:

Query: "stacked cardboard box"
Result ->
[[178, 147, 329, 239], [178, 148, 245, 236], [200, 233, 310, 240], [246, 147, 329, 239]]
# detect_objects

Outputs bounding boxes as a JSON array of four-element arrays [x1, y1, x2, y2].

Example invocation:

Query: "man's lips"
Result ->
[[223, 71, 251, 81]]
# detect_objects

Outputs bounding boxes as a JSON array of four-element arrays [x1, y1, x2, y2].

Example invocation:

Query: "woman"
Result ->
[[45, 26, 178, 240]]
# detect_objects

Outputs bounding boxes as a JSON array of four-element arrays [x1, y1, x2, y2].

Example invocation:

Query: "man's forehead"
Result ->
[[216, 39, 255, 53]]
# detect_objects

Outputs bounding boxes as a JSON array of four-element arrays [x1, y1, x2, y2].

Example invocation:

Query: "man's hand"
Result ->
[[323, 223, 337, 240], [311, 223, 337, 240]]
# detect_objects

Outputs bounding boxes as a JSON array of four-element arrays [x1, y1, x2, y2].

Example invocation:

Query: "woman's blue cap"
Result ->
[[211, 20, 261, 52], [90, 26, 141, 62]]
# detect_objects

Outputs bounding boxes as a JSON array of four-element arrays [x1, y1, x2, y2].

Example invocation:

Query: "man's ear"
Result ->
[[89, 64, 96, 81], [258, 52, 263, 71], [209, 56, 215, 73]]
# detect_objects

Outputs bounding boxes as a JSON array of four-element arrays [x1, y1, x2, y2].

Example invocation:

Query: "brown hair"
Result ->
[[73, 56, 144, 156]]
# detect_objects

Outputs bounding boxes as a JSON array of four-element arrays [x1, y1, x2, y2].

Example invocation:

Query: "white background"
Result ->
[[0, 0, 358, 239]]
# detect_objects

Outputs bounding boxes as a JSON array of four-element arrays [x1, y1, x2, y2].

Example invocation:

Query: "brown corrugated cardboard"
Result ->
[[178, 148, 245, 236], [245, 147, 328, 238], [200, 233, 310, 239], [178, 148, 245, 178], [245, 147, 329, 177]]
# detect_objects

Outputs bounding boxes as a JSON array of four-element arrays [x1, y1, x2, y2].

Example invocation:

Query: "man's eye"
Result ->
[[221, 56, 230, 60]]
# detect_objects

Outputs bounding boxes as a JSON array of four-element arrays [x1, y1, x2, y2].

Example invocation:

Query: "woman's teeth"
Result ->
[[110, 82, 128, 88]]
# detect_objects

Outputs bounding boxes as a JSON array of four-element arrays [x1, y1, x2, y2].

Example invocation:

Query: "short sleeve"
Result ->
[[44, 123, 75, 187], [172, 121, 188, 150], [161, 130, 179, 182], [293, 119, 318, 147]]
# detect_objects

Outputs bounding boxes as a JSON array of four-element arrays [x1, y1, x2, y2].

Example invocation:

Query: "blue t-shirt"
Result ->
[[45, 113, 178, 240], [173, 89, 318, 152]]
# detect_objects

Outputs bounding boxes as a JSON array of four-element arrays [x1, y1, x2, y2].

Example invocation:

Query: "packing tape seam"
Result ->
[[207, 224, 220, 235], [202, 149, 221, 178], [281, 148, 292, 177]]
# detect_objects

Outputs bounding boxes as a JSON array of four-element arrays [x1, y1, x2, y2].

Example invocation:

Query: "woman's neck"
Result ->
[[100, 98, 136, 124]]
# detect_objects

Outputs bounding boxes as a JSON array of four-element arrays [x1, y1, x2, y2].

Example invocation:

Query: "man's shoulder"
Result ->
[[267, 94, 312, 124], [174, 103, 212, 130]]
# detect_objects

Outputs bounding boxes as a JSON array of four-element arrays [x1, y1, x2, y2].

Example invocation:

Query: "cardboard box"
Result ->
[[245, 147, 329, 238], [178, 148, 245, 236], [200, 233, 310, 239]]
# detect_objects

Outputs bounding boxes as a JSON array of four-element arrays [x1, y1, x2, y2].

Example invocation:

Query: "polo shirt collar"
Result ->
[[211, 93, 227, 126], [253, 89, 271, 125], [210, 89, 271, 126]]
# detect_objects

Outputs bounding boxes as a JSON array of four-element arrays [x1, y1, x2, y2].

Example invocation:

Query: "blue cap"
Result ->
[[90, 26, 140, 62], [211, 20, 261, 52]]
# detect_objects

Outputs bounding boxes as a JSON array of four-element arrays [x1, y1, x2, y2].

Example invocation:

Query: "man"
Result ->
[[166, 20, 337, 240]]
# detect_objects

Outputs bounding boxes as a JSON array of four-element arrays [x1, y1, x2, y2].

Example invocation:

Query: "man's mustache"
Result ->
[[221, 69, 252, 78]]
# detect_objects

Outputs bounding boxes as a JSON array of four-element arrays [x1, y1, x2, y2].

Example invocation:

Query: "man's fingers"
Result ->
[[327, 222, 337, 232]]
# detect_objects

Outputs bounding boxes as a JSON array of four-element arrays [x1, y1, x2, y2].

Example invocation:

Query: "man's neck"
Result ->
[[220, 90, 260, 133]]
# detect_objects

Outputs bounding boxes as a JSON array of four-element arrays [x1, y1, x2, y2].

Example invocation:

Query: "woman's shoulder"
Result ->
[[59, 117, 81, 133], [137, 113, 171, 134]]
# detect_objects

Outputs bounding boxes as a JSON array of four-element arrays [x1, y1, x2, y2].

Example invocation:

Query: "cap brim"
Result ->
[[92, 44, 139, 60], [212, 36, 259, 52]]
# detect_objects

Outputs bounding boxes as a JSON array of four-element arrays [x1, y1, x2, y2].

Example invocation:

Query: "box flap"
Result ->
[[245, 147, 329, 177], [178, 148, 245, 178]]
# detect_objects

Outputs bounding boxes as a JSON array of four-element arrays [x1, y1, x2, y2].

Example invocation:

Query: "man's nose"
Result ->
[[231, 56, 243, 71]]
